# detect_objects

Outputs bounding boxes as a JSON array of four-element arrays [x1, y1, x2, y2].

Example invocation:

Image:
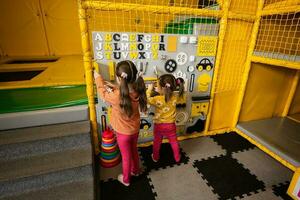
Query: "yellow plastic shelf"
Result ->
[[0, 55, 85, 90], [251, 55, 300, 70], [235, 127, 297, 172]]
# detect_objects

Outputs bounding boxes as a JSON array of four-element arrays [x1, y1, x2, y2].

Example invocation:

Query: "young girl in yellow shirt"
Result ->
[[147, 74, 184, 163]]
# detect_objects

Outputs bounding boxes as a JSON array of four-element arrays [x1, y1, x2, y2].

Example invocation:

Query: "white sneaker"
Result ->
[[151, 154, 158, 163], [117, 174, 130, 187]]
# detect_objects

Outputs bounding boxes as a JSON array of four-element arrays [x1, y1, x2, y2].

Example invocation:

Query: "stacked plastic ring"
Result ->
[[100, 129, 121, 168]]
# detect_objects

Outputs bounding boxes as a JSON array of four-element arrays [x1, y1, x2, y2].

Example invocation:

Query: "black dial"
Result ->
[[165, 59, 177, 73]]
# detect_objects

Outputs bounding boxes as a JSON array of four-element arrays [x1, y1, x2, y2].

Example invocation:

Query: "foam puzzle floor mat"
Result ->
[[99, 132, 294, 200]]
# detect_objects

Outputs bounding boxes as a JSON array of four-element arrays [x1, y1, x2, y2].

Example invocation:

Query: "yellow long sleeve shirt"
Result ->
[[146, 88, 178, 124]]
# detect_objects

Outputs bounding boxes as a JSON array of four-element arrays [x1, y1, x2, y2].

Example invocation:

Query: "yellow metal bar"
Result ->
[[82, 1, 222, 17], [228, 12, 256, 22], [282, 71, 300, 116], [203, 0, 230, 134], [235, 128, 296, 172], [78, 0, 100, 154], [288, 168, 300, 199], [252, 55, 300, 70], [262, 5, 300, 16], [137, 127, 234, 147], [232, 0, 265, 127]]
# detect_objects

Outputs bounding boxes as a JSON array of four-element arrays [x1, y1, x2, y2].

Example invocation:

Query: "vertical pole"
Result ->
[[77, 0, 100, 154], [282, 71, 299, 116], [204, 0, 230, 134], [231, 0, 265, 127]]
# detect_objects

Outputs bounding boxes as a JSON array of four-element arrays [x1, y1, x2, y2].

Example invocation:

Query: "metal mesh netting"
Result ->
[[83, 0, 299, 94], [87, 0, 220, 35], [254, 13, 300, 61], [80, 0, 300, 134]]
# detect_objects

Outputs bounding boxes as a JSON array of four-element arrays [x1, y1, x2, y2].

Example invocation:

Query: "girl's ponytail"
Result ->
[[164, 85, 173, 102], [159, 74, 176, 103], [116, 60, 147, 116], [135, 76, 147, 113], [119, 77, 133, 117], [177, 78, 184, 98]]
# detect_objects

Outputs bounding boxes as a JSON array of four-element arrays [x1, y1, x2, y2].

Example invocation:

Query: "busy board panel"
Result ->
[[92, 32, 218, 143]]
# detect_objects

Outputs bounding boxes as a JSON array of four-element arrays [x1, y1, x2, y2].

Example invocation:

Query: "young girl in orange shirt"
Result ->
[[94, 60, 147, 186]]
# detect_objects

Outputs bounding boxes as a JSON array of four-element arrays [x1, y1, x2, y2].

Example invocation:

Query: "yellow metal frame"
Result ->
[[288, 168, 300, 200], [235, 128, 297, 172], [228, 12, 256, 22], [82, 1, 222, 17], [78, 3, 300, 188], [78, 0, 99, 154], [262, 5, 300, 16], [138, 127, 233, 147], [78, 0, 233, 149], [252, 55, 300, 70]]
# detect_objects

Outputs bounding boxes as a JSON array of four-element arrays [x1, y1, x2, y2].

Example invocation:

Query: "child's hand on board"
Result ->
[[93, 70, 100, 79], [148, 83, 154, 91], [104, 81, 116, 88]]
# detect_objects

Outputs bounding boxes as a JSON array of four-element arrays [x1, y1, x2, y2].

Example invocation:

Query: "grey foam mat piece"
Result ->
[[0, 105, 88, 131], [0, 133, 91, 162], [1, 179, 94, 200], [180, 137, 226, 161], [233, 148, 293, 187], [148, 163, 219, 200], [0, 146, 92, 182], [0, 120, 90, 146], [238, 188, 283, 200], [0, 165, 93, 198], [237, 117, 300, 167]]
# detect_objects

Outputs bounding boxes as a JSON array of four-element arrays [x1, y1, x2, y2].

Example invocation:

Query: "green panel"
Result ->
[[164, 17, 218, 34], [0, 85, 89, 114]]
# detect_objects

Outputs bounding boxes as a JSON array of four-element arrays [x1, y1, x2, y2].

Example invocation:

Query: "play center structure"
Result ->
[[0, 0, 300, 199]]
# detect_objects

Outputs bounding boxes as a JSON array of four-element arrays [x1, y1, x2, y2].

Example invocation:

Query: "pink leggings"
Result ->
[[153, 123, 181, 162], [116, 132, 140, 184]]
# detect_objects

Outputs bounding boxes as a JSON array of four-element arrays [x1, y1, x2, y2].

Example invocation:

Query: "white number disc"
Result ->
[[176, 52, 188, 65]]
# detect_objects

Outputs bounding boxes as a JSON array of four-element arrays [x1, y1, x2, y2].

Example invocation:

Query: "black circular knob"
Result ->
[[165, 59, 177, 73]]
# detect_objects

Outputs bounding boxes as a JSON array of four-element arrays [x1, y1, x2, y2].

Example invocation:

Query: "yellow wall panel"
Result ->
[[210, 92, 239, 130], [209, 20, 253, 130], [239, 63, 296, 122], [41, 0, 82, 56], [289, 79, 300, 114], [0, 0, 49, 56]]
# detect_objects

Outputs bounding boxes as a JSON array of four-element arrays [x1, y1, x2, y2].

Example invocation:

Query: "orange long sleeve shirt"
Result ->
[[95, 76, 141, 135]]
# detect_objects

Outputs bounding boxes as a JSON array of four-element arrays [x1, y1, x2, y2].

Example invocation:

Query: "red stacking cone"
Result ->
[[100, 128, 121, 168]]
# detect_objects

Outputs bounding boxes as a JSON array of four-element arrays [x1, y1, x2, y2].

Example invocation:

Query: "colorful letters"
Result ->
[[93, 32, 165, 60]]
